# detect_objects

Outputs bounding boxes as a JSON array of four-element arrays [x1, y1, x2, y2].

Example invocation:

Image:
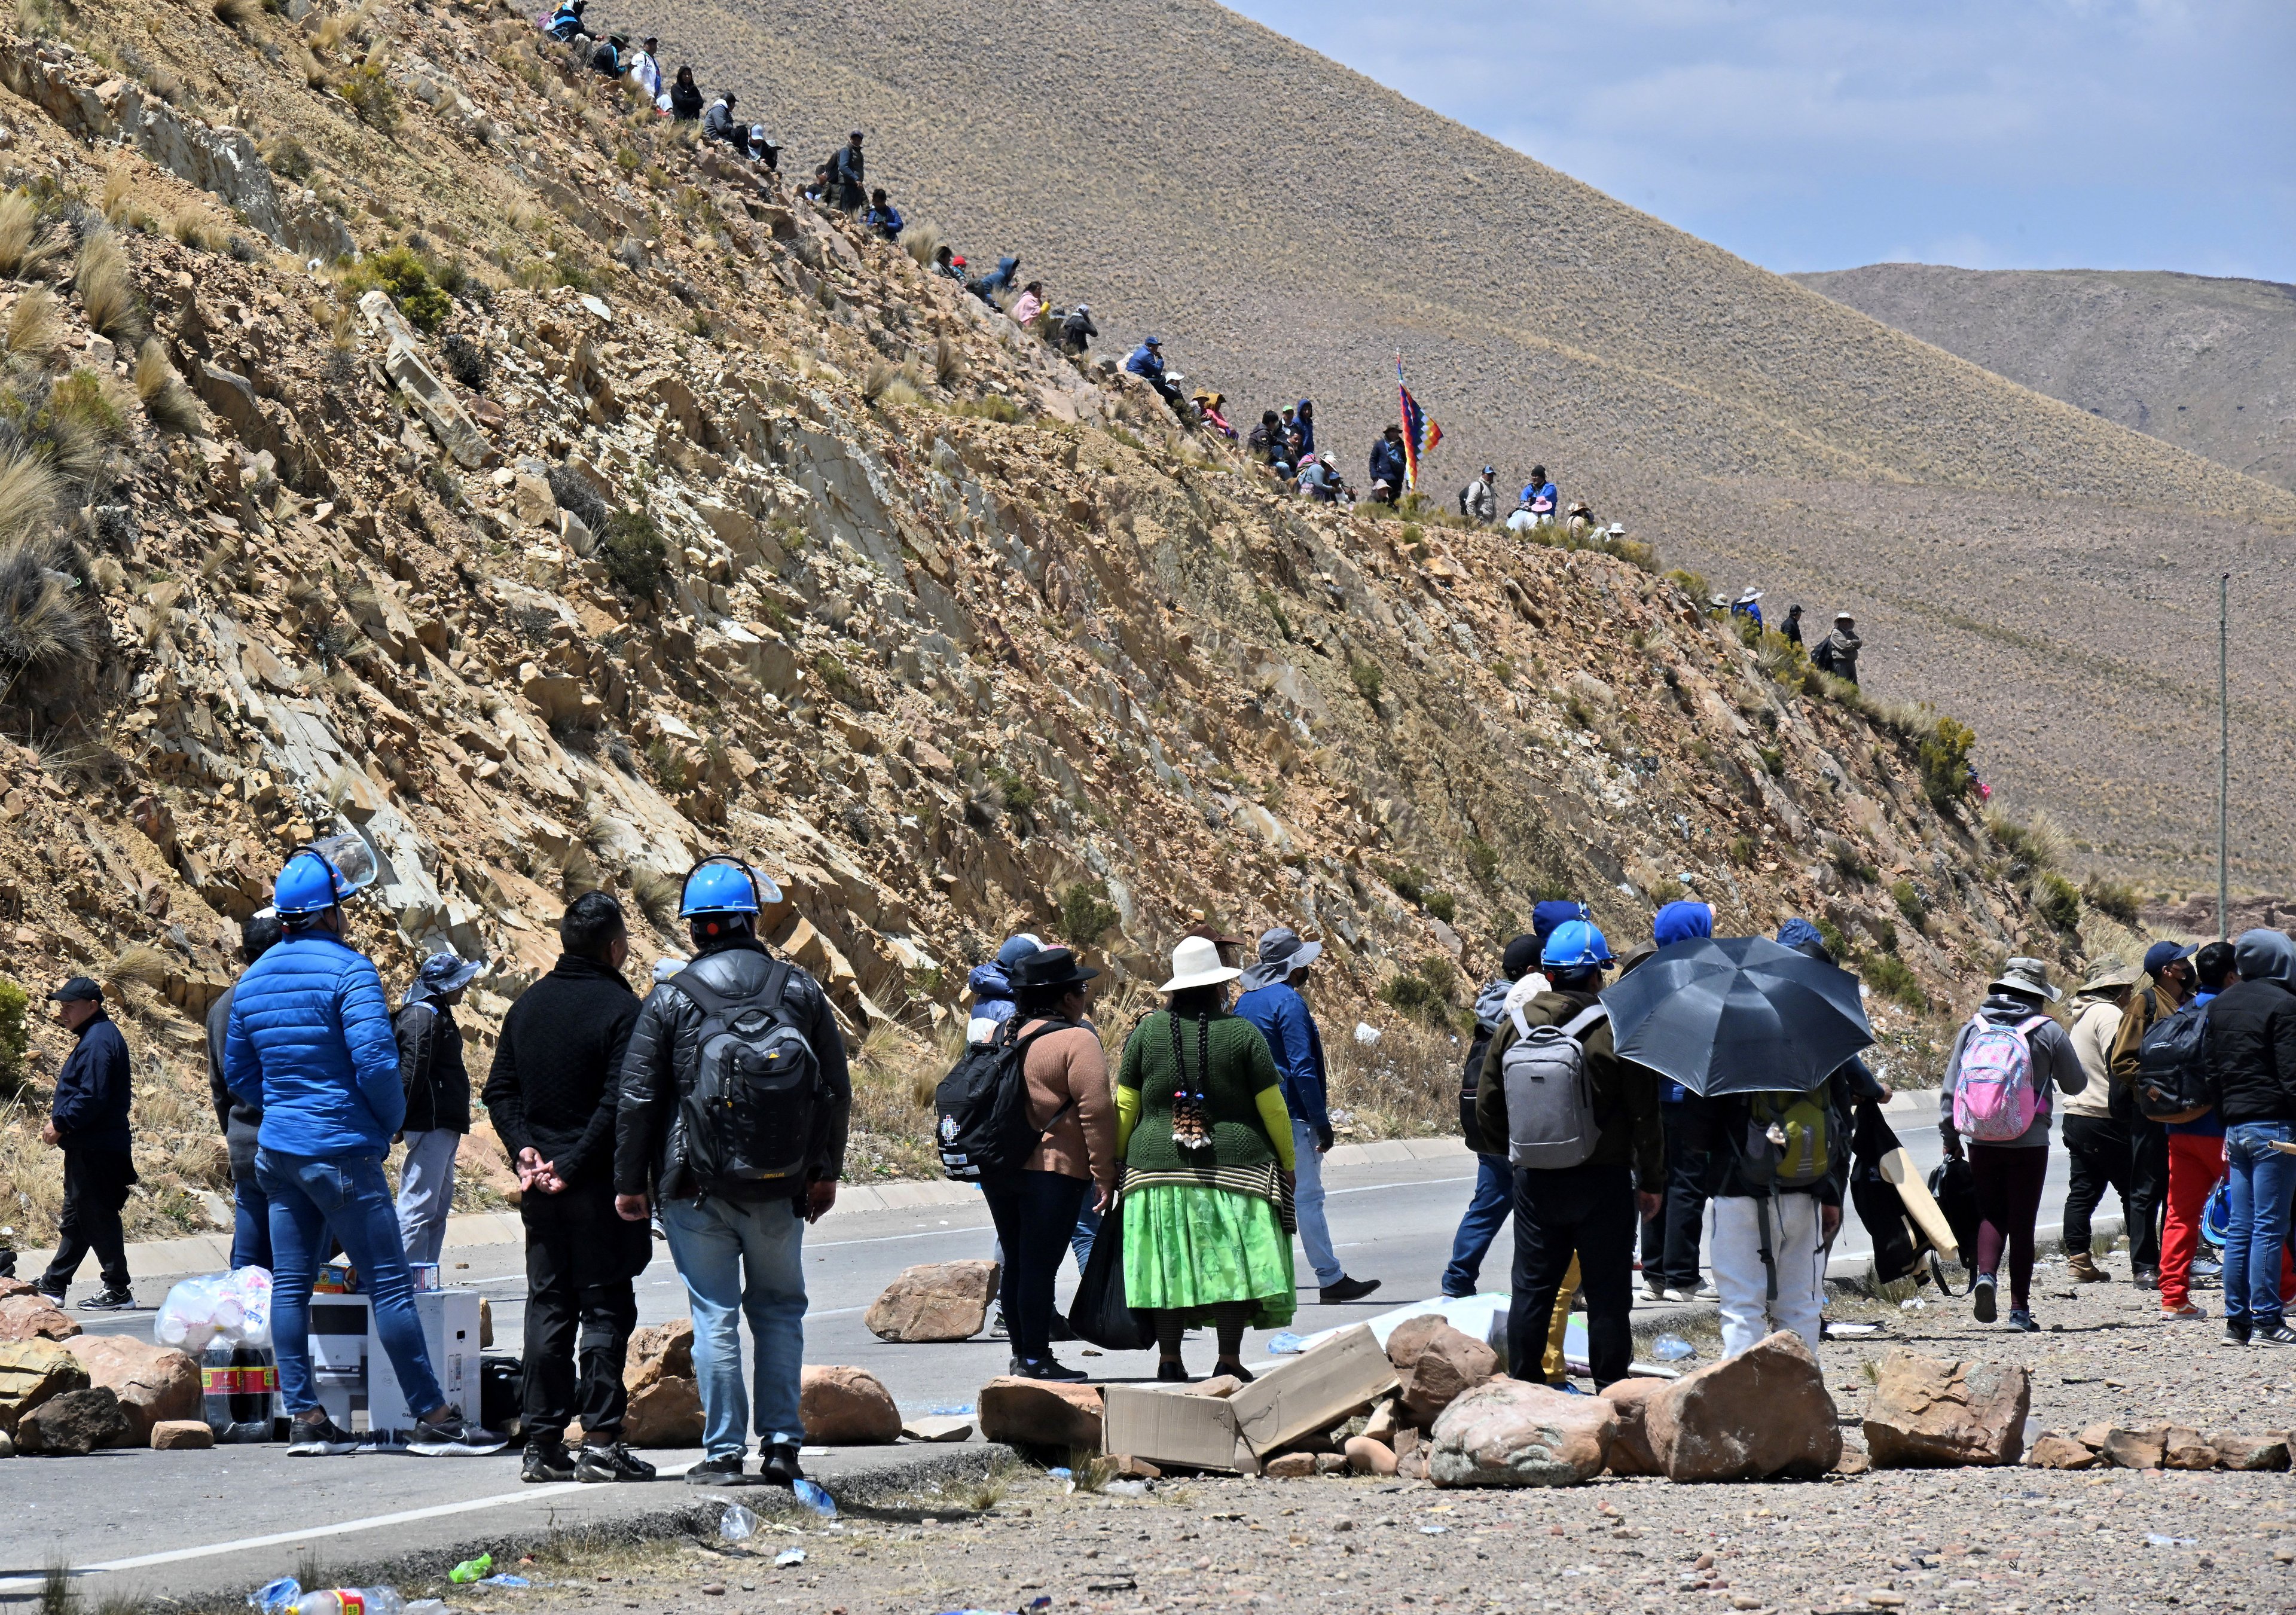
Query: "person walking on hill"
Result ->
[[2158, 942, 2237, 1320], [1477, 920, 1660, 1390], [1643, 900, 1721, 1303], [1458, 466, 1498, 524], [1116, 936, 1299, 1382], [486, 892, 654, 1485], [1235, 929, 1379, 1306], [2060, 961, 2141, 1283], [394, 950, 483, 1269], [1809, 612, 1863, 685], [1782, 604, 1805, 648], [979, 947, 1115, 1382], [2109, 939, 2195, 1289], [2203, 929, 2296, 1345], [667, 65, 703, 121], [1368, 425, 1406, 505], [33, 978, 136, 1311], [615, 857, 851, 1488], [1938, 957, 2087, 1332], [830, 131, 866, 212], [209, 909, 283, 1274], [225, 846, 505, 1456]]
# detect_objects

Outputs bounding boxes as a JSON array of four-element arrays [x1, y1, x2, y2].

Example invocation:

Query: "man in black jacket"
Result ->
[[207, 910, 283, 1272], [615, 859, 850, 1489], [35, 978, 138, 1309], [830, 130, 866, 212], [487, 892, 654, 1485], [393, 950, 483, 1269], [2203, 928, 2296, 1345]]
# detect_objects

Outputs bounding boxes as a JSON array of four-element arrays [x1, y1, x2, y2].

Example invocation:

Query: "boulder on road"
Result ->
[[1861, 1350, 2030, 1468], [0, 1339, 90, 1435], [1399, 1324, 1498, 1425], [865, 1260, 1001, 1343], [151, 1419, 215, 1450], [622, 1377, 704, 1448], [2024, 1433, 2100, 1470], [1645, 1330, 1840, 1482], [2210, 1433, 2291, 1471], [1428, 1378, 1615, 1488], [624, 1319, 695, 1394], [1598, 1377, 1670, 1476], [63, 1336, 200, 1445], [800, 1365, 902, 1445], [977, 1376, 1103, 1451], [1385, 1314, 1450, 1372], [2161, 1427, 2216, 1471], [0, 1294, 80, 1344], [16, 1386, 133, 1455], [2100, 1426, 2167, 1470]]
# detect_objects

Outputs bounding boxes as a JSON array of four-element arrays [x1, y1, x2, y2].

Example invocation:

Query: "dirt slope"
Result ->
[[0, 0, 2068, 1244], [622, 0, 2296, 892], [1793, 265, 2296, 493]]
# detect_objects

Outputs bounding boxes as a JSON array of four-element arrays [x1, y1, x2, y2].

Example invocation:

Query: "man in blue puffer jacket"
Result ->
[[966, 933, 1043, 1045], [226, 845, 506, 1458]]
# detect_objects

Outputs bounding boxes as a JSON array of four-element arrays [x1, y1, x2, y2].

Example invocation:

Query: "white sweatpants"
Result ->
[[1708, 1193, 1825, 1358]]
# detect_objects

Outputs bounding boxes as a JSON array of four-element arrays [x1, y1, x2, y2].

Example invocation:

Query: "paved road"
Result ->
[[10, 1097, 2108, 1606]]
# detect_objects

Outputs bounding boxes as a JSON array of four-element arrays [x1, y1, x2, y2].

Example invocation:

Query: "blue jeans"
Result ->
[[660, 1194, 807, 1458], [231, 1173, 273, 1273], [2223, 1122, 2296, 1327], [258, 1148, 443, 1419], [1443, 1153, 1512, 1296], [1293, 1119, 1342, 1287]]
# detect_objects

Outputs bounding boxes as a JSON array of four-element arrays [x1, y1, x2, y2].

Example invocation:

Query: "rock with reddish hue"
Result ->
[[1861, 1350, 2030, 1468], [0, 1295, 80, 1344], [1599, 1378, 1670, 1476], [1311, 1452, 1348, 1476], [621, 1376, 704, 1448], [2075, 1422, 2115, 1452], [1384, 1314, 1451, 1372], [62, 1336, 199, 1445], [800, 1365, 902, 1445], [1107, 1454, 1162, 1480], [624, 1319, 695, 1394], [0, 1278, 33, 1299], [1344, 1434, 1398, 1476], [2025, 1434, 2100, 1470], [864, 1260, 1002, 1343], [2100, 1427, 2167, 1470], [2210, 1434, 2291, 1471], [1263, 1452, 1317, 1478], [1428, 1378, 1616, 1488], [1644, 1330, 1841, 1482], [977, 1376, 1103, 1451], [2161, 1427, 2216, 1470], [151, 1419, 215, 1450], [16, 1386, 133, 1454], [0, 1339, 88, 1435], [1399, 1324, 1498, 1425]]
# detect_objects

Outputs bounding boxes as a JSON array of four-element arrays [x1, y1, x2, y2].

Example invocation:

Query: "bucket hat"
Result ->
[[1160, 935, 1241, 993], [1989, 956, 2061, 1003], [1239, 926, 1322, 991], [2078, 960, 2142, 994]]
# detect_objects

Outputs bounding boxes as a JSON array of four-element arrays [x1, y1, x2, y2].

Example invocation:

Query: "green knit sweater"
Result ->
[[1116, 1009, 1284, 1171]]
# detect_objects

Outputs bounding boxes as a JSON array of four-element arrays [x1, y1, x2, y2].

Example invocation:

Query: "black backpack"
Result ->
[[671, 963, 823, 1192], [2137, 997, 2216, 1120], [935, 1017, 1076, 1180], [1458, 1025, 1495, 1140]]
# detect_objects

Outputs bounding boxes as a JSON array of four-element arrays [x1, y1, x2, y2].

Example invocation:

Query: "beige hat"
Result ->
[[2079, 961, 2142, 994], [1159, 934, 1241, 993], [1989, 956, 2062, 1003]]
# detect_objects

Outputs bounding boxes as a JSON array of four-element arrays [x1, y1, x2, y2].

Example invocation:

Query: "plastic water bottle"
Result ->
[[718, 1503, 757, 1543], [291, 1589, 406, 1615], [790, 1478, 836, 1519]]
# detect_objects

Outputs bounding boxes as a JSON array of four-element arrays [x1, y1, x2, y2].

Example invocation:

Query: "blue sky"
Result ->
[[1225, 0, 2296, 283]]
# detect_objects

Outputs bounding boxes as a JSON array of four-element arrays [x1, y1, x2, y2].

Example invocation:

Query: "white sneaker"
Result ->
[[1662, 1289, 1693, 1304], [1694, 1283, 1720, 1302]]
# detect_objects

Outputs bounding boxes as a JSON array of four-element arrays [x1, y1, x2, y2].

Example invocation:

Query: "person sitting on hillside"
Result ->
[[1192, 391, 1235, 439], [1009, 280, 1046, 328], [1521, 466, 1558, 526], [747, 128, 780, 172], [627, 36, 662, 103], [587, 33, 625, 78], [933, 245, 967, 283], [1367, 425, 1406, 505], [702, 91, 746, 152], [1504, 497, 1540, 535], [1782, 604, 1805, 647], [544, 0, 587, 42], [1125, 336, 1183, 410], [1297, 453, 1345, 503], [667, 65, 703, 121], [1059, 304, 1097, 355], [1247, 410, 1292, 475], [1294, 399, 1317, 456], [860, 188, 903, 240], [1810, 612, 1863, 684], [1565, 500, 1596, 538], [804, 164, 832, 204], [1730, 588, 1764, 633], [972, 255, 1021, 307], [1458, 466, 1498, 524]]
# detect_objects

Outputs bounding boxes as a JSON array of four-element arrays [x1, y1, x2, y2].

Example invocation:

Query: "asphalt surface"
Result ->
[[8, 1098, 2111, 1607]]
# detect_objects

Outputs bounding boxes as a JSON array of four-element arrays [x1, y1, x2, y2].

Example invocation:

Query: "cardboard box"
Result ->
[[1102, 1323, 1399, 1474], [306, 1289, 483, 1436]]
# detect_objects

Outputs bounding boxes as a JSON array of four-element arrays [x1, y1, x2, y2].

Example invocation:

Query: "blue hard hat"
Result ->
[[274, 850, 350, 918], [679, 854, 782, 917], [1542, 919, 1614, 969]]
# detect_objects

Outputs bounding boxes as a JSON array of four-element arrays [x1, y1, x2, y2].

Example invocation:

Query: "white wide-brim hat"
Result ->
[[1160, 935, 1242, 993]]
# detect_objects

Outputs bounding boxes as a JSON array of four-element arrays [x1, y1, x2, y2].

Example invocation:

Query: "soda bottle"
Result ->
[[228, 1343, 277, 1439], [200, 1339, 236, 1437], [290, 1589, 406, 1615]]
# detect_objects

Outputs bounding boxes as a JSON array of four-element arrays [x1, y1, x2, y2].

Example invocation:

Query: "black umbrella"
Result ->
[[1597, 934, 1872, 1097]]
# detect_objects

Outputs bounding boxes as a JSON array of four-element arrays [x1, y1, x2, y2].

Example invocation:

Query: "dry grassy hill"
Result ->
[[626, 0, 2296, 894], [1792, 265, 2296, 494]]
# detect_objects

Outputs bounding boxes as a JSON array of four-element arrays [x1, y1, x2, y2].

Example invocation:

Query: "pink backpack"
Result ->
[[1952, 1014, 2051, 1141]]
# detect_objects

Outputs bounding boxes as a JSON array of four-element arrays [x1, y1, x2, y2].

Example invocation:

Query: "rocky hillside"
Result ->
[[630, 0, 2296, 894], [0, 0, 2065, 1250], [1793, 265, 2296, 494]]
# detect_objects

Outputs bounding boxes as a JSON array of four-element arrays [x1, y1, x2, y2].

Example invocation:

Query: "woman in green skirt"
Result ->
[[1116, 935, 1299, 1382]]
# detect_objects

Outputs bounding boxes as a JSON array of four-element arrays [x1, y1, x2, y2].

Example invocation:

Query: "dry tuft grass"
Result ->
[[0, 190, 61, 280], [5, 286, 59, 358], [213, 0, 259, 28], [933, 334, 963, 387], [902, 221, 942, 268], [169, 209, 229, 252], [0, 532, 92, 675], [136, 340, 202, 435], [104, 944, 173, 992], [74, 231, 146, 346]]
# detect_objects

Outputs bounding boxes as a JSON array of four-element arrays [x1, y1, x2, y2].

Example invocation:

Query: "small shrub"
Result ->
[[599, 508, 665, 599], [356, 246, 450, 335], [1384, 864, 1427, 906], [338, 62, 400, 130], [1465, 838, 1501, 892], [644, 738, 689, 792], [1814, 917, 1852, 962], [1348, 657, 1383, 706], [74, 231, 145, 345], [1727, 834, 1755, 868], [1758, 745, 1785, 777], [1916, 715, 1979, 810], [2081, 872, 2144, 926], [2035, 871, 2082, 932], [1378, 959, 1455, 1029], [1666, 566, 1712, 603], [213, 0, 259, 27], [1830, 842, 1879, 886], [50, 371, 126, 442], [1863, 954, 1927, 1010], [0, 975, 29, 1092], [813, 651, 869, 709], [1423, 890, 1457, 924], [439, 331, 488, 391], [545, 462, 608, 533], [1059, 880, 1120, 947], [263, 134, 314, 182], [1890, 880, 1927, 932], [1987, 807, 2068, 873]]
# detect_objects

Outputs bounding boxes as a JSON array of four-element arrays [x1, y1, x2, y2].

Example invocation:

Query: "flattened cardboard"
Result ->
[[1100, 1326, 1395, 1474], [1101, 1383, 1252, 1473]]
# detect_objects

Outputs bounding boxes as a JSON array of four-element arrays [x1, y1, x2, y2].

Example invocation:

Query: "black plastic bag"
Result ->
[[1067, 1194, 1154, 1352], [1848, 1099, 1928, 1287], [1925, 1155, 1983, 1295]]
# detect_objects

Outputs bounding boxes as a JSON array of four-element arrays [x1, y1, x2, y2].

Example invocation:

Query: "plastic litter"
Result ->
[[479, 1576, 531, 1588], [773, 1549, 806, 1568], [1045, 1467, 1073, 1482], [447, 1555, 494, 1585], [1419, 1525, 1448, 1535], [251, 1577, 303, 1614], [718, 1503, 758, 1543], [404, 1604, 447, 1615], [1900, 1298, 1929, 1310], [1263, 1332, 1305, 1355], [158, 1267, 274, 1352], [2145, 1534, 2196, 1548], [289, 1589, 408, 1615], [791, 1478, 838, 1518], [924, 1402, 976, 1416], [1352, 1022, 1381, 1046], [1651, 1334, 1696, 1363], [1103, 1479, 1149, 1498]]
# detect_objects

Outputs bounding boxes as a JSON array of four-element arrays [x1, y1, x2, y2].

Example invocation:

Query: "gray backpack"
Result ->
[[1500, 1005, 1609, 1169]]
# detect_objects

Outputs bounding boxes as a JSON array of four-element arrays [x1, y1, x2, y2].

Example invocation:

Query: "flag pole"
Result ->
[[2219, 570, 2230, 942]]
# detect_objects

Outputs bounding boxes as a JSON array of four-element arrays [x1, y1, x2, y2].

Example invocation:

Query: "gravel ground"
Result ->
[[485, 1245, 2294, 1615]]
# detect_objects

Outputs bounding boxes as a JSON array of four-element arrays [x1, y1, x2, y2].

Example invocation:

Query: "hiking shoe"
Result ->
[[2133, 1266, 2161, 1291], [1320, 1276, 1381, 1304], [761, 1443, 805, 1487], [987, 1309, 1009, 1339], [407, 1409, 509, 1457], [32, 1280, 66, 1305], [2224, 1320, 2252, 1347], [1010, 1355, 1089, 1382], [2161, 1303, 2206, 1321], [576, 1442, 656, 1483], [2005, 1308, 2038, 1333], [522, 1442, 577, 1483], [1972, 1274, 1998, 1324], [1693, 1283, 1720, 1302], [286, 1414, 362, 1457], [2254, 1324, 2296, 1347], [685, 1454, 762, 1488], [2065, 1252, 2108, 1283], [78, 1286, 135, 1311]]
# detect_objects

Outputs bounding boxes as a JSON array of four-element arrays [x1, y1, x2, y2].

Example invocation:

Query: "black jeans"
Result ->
[[521, 1185, 648, 1447], [2060, 1114, 2133, 1256], [1509, 1161, 1636, 1390], [979, 1168, 1088, 1364], [42, 1147, 135, 1293], [1641, 1098, 1715, 1291], [2127, 1118, 2169, 1270]]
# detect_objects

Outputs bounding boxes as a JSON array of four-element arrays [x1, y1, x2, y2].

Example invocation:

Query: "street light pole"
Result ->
[[2220, 571, 2231, 942]]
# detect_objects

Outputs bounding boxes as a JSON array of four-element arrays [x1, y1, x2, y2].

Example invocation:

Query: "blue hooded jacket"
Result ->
[[1653, 901, 1714, 948], [1294, 400, 1315, 456], [1234, 980, 1330, 1134], [1125, 342, 1165, 381], [224, 931, 406, 1158]]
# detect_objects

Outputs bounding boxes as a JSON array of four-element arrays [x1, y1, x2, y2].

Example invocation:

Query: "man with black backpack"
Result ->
[[615, 858, 850, 1489], [1473, 920, 1661, 1390], [2108, 939, 2196, 1289], [2200, 930, 2296, 1345]]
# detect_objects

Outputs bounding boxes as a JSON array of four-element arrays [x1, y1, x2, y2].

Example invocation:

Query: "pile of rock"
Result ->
[[0, 1317, 203, 1458], [2026, 1424, 2289, 1471], [598, 1320, 900, 1448]]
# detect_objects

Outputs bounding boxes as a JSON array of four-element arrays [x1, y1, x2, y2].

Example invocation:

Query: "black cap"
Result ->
[[48, 976, 102, 1003], [1500, 934, 1541, 982]]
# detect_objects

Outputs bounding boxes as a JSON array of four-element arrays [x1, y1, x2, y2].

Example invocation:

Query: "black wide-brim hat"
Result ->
[[1012, 945, 1100, 991]]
